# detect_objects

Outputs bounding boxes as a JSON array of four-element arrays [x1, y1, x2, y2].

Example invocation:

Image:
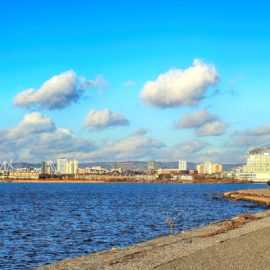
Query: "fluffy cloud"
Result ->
[[229, 124, 270, 148], [197, 148, 246, 164], [0, 112, 166, 162], [166, 140, 207, 160], [196, 121, 228, 137], [7, 112, 55, 139], [84, 109, 129, 130], [77, 136, 166, 161], [140, 59, 219, 108], [177, 109, 228, 137], [0, 112, 96, 162], [14, 70, 107, 110]]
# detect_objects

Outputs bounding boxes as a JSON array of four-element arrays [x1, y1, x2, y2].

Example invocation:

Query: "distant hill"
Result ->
[[13, 162, 42, 169]]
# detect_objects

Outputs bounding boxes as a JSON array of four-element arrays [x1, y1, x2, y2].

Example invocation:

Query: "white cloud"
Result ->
[[0, 112, 166, 162], [229, 124, 270, 148], [177, 109, 228, 137], [178, 109, 217, 129], [14, 70, 108, 110], [123, 80, 136, 87], [0, 113, 96, 162], [84, 109, 129, 130], [196, 121, 228, 137], [7, 112, 55, 139], [140, 59, 219, 108], [76, 136, 166, 161], [194, 148, 246, 164], [168, 140, 207, 160]]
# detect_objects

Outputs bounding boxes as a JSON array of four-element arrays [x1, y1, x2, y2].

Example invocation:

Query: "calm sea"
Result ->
[[0, 182, 268, 270]]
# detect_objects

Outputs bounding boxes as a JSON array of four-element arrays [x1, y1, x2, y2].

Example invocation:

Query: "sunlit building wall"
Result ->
[[241, 148, 270, 182], [178, 160, 187, 170], [57, 158, 68, 174], [68, 160, 78, 174], [196, 162, 222, 174]]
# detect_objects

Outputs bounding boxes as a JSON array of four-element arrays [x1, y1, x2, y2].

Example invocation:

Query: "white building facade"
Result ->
[[178, 160, 187, 170], [57, 158, 68, 174], [68, 160, 78, 174], [240, 148, 270, 182]]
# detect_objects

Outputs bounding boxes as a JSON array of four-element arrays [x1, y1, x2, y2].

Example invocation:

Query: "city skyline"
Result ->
[[1, 1, 270, 163]]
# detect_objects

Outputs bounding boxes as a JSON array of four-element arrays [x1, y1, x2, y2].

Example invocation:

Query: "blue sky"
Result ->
[[1, 0, 270, 163]]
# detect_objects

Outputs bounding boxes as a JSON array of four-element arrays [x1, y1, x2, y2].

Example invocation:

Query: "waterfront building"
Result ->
[[42, 161, 52, 174], [68, 160, 78, 174], [196, 161, 223, 174], [239, 148, 270, 182], [57, 158, 68, 174], [196, 164, 204, 174], [212, 163, 223, 174], [9, 172, 39, 180], [178, 160, 187, 170]]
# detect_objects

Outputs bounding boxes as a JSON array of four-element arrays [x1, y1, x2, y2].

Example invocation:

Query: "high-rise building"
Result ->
[[178, 160, 187, 170], [204, 161, 213, 174], [212, 163, 223, 174], [57, 158, 68, 174], [196, 164, 204, 174], [68, 160, 78, 174], [42, 161, 52, 174], [147, 160, 155, 171]]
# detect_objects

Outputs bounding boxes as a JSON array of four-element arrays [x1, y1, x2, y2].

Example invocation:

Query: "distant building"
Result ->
[[212, 163, 223, 174], [196, 164, 204, 174], [196, 161, 222, 174], [178, 160, 187, 170], [239, 148, 270, 182], [147, 160, 155, 171], [42, 161, 53, 174], [57, 158, 68, 174], [9, 172, 39, 180], [68, 160, 78, 174]]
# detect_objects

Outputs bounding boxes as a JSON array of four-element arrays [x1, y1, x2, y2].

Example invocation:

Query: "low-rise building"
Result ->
[[9, 172, 39, 179]]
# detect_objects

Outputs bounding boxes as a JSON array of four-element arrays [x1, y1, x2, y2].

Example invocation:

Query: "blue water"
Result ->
[[0, 183, 268, 270]]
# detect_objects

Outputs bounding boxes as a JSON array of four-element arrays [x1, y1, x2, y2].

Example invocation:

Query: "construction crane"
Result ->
[[0, 159, 18, 172]]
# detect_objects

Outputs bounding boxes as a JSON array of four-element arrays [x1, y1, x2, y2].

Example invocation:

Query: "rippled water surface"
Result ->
[[0, 183, 268, 270]]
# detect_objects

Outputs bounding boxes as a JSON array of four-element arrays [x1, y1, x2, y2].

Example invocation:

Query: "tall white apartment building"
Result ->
[[57, 158, 68, 174], [68, 160, 78, 174], [240, 148, 270, 182], [57, 158, 79, 174], [178, 160, 187, 170]]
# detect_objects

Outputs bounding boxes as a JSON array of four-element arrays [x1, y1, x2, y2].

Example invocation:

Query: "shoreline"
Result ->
[[0, 179, 254, 184], [35, 188, 270, 270], [224, 188, 270, 205], [36, 207, 270, 270]]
